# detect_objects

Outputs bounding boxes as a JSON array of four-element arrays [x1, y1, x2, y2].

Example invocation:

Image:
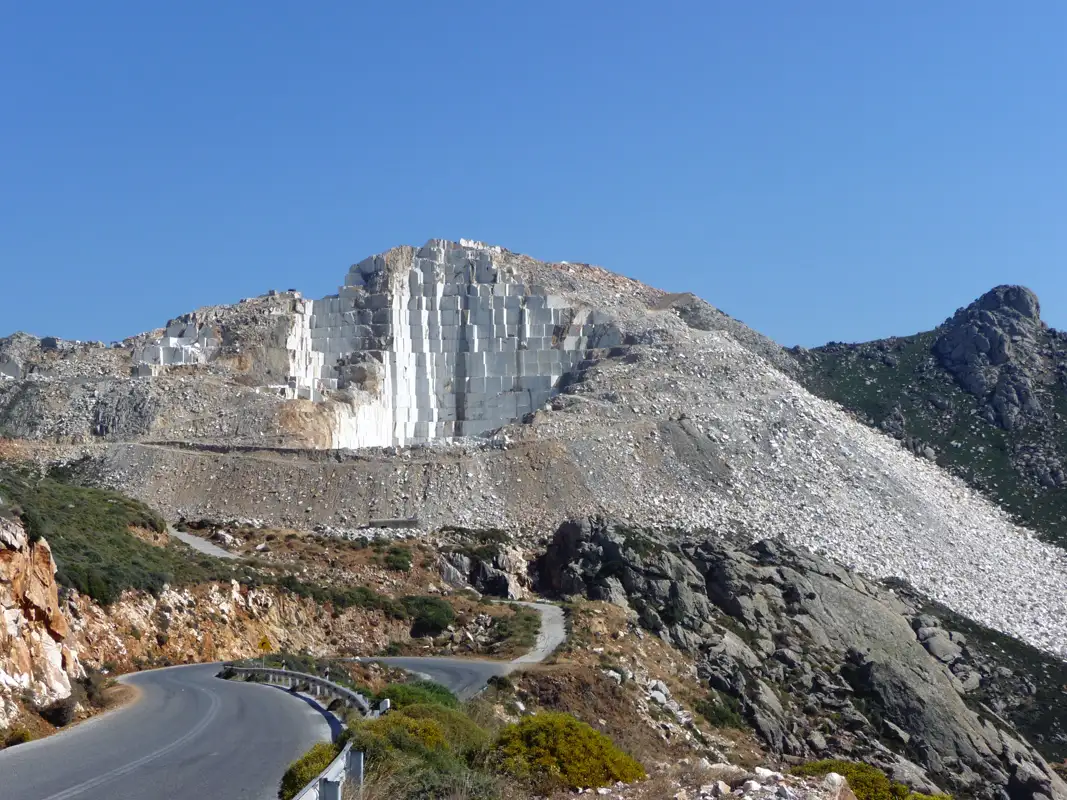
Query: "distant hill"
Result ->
[[796, 285, 1067, 547]]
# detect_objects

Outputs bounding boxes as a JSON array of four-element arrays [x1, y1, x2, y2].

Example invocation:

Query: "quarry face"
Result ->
[[131, 239, 619, 449]]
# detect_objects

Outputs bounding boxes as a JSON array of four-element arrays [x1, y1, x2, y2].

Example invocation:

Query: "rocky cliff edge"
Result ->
[[0, 517, 81, 728]]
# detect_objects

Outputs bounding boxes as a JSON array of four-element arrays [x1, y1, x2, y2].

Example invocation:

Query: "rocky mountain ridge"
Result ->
[[796, 285, 1067, 548]]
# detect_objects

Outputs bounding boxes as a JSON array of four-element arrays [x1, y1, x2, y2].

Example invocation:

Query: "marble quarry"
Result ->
[[133, 239, 615, 448]]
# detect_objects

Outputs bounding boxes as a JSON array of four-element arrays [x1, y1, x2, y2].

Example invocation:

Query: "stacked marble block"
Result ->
[[301, 240, 597, 446], [133, 319, 219, 376], [284, 298, 328, 400]]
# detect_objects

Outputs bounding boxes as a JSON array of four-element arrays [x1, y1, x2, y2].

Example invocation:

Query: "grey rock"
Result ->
[[537, 522, 1067, 800], [923, 632, 964, 663]]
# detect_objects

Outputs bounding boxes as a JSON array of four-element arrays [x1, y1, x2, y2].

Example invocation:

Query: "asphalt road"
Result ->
[[167, 526, 238, 560], [357, 601, 567, 699], [0, 663, 330, 800], [0, 603, 565, 797]]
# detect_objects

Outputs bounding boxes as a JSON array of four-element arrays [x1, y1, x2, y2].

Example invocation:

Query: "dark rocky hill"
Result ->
[[536, 517, 1067, 800], [795, 285, 1067, 547]]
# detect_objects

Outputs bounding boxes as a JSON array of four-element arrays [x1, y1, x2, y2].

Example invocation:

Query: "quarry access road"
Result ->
[[354, 601, 566, 699], [167, 525, 239, 560], [0, 663, 330, 800]]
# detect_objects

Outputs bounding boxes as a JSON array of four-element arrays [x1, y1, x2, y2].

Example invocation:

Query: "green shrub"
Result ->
[[695, 692, 746, 728], [275, 575, 406, 618], [493, 605, 541, 651], [278, 742, 340, 800], [400, 703, 490, 756], [385, 761, 502, 800], [3, 727, 35, 748], [38, 696, 77, 727], [379, 680, 458, 710], [492, 711, 646, 790], [347, 713, 449, 767], [384, 545, 412, 572], [791, 760, 951, 800], [400, 596, 455, 637]]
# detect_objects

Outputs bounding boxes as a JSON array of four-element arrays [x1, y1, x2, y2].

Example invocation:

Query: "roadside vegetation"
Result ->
[[791, 761, 950, 800], [0, 463, 461, 639], [0, 668, 120, 751], [274, 669, 647, 800], [279, 741, 340, 800]]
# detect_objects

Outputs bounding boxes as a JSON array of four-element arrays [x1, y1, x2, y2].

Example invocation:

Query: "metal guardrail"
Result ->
[[226, 666, 385, 798], [291, 742, 364, 800], [228, 666, 374, 715]]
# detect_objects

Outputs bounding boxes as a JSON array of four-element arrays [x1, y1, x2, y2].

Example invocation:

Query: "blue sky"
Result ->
[[2, 2, 1065, 347]]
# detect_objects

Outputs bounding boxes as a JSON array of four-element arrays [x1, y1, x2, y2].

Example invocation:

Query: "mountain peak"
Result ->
[[971, 285, 1041, 321]]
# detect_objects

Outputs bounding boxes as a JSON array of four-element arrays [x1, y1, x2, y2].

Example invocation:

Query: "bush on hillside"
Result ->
[[278, 742, 340, 800], [791, 760, 951, 800], [492, 711, 645, 790], [398, 703, 490, 756], [347, 713, 448, 767], [0, 465, 237, 605], [492, 605, 541, 651], [2, 727, 35, 748], [383, 545, 413, 572], [399, 595, 455, 637], [375, 761, 502, 800], [695, 691, 746, 728], [378, 680, 458, 710], [38, 696, 77, 727]]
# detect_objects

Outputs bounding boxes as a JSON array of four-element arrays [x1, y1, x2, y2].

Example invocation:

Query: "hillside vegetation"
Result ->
[[0, 462, 241, 604]]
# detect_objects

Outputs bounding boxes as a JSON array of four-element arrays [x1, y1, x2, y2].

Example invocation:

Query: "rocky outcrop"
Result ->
[[538, 518, 1067, 800], [934, 286, 1047, 430], [0, 517, 81, 728], [438, 539, 531, 600]]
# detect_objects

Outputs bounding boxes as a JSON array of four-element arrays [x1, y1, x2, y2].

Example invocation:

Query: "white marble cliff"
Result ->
[[133, 239, 610, 449]]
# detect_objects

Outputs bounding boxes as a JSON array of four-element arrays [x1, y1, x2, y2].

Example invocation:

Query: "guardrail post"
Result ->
[[319, 778, 342, 800], [347, 750, 364, 793]]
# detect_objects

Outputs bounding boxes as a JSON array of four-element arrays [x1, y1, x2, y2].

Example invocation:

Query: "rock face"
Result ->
[[0, 517, 81, 727], [438, 540, 531, 599], [934, 286, 1046, 429], [538, 518, 1067, 800], [127, 239, 621, 448]]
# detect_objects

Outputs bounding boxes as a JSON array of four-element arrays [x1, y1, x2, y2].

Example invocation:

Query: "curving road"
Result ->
[[355, 601, 567, 699], [0, 663, 330, 800], [0, 602, 565, 798]]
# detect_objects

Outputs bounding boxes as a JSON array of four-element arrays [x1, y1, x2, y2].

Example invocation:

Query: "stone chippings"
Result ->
[[536, 328, 1067, 659], [5, 238, 1067, 663]]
